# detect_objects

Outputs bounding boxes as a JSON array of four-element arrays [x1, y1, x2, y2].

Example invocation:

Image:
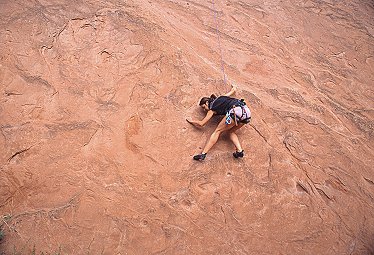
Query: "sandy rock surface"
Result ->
[[0, 0, 373, 254]]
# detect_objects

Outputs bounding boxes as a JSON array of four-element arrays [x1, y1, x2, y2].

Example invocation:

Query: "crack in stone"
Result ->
[[7, 145, 33, 162]]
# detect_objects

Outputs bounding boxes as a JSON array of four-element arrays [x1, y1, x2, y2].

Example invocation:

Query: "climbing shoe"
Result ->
[[233, 150, 244, 158], [193, 153, 206, 161]]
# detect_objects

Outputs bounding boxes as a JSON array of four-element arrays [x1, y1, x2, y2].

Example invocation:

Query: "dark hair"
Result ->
[[199, 94, 217, 106]]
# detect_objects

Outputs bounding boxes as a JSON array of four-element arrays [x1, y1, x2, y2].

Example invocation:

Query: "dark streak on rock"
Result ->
[[5, 91, 22, 96], [316, 187, 333, 203], [19, 73, 57, 94], [46, 120, 99, 133], [364, 177, 374, 186], [220, 205, 227, 224], [252, 124, 268, 143], [8, 145, 33, 162], [83, 128, 99, 147], [296, 181, 309, 194]]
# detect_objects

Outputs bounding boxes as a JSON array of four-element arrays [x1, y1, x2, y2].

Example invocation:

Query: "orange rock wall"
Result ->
[[0, 0, 373, 254]]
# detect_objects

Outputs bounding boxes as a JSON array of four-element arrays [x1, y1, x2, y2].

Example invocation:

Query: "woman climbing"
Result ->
[[186, 83, 251, 161]]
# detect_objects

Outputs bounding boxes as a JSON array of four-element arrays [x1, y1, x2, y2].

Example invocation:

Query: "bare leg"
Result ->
[[229, 132, 242, 151], [202, 118, 235, 154], [228, 124, 244, 151]]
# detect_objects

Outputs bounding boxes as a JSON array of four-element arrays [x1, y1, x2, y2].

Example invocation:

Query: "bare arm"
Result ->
[[186, 110, 215, 127], [223, 83, 237, 97]]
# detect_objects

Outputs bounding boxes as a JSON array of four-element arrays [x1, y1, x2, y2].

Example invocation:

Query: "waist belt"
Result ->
[[228, 104, 251, 125]]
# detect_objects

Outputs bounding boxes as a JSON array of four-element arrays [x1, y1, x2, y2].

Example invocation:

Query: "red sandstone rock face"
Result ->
[[0, 0, 373, 254]]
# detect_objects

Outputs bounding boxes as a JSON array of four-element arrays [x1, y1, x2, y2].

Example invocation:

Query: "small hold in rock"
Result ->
[[296, 182, 309, 194]]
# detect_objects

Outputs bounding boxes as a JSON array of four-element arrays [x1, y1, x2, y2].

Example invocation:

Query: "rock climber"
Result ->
[[186, 83, 251, 161]]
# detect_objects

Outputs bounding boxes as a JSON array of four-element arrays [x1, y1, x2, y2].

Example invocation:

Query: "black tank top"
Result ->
[[209, 96, 241, 115]]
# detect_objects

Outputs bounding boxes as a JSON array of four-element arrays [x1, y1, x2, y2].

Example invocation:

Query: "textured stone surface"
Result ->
[[0, 0, 373, 254]]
